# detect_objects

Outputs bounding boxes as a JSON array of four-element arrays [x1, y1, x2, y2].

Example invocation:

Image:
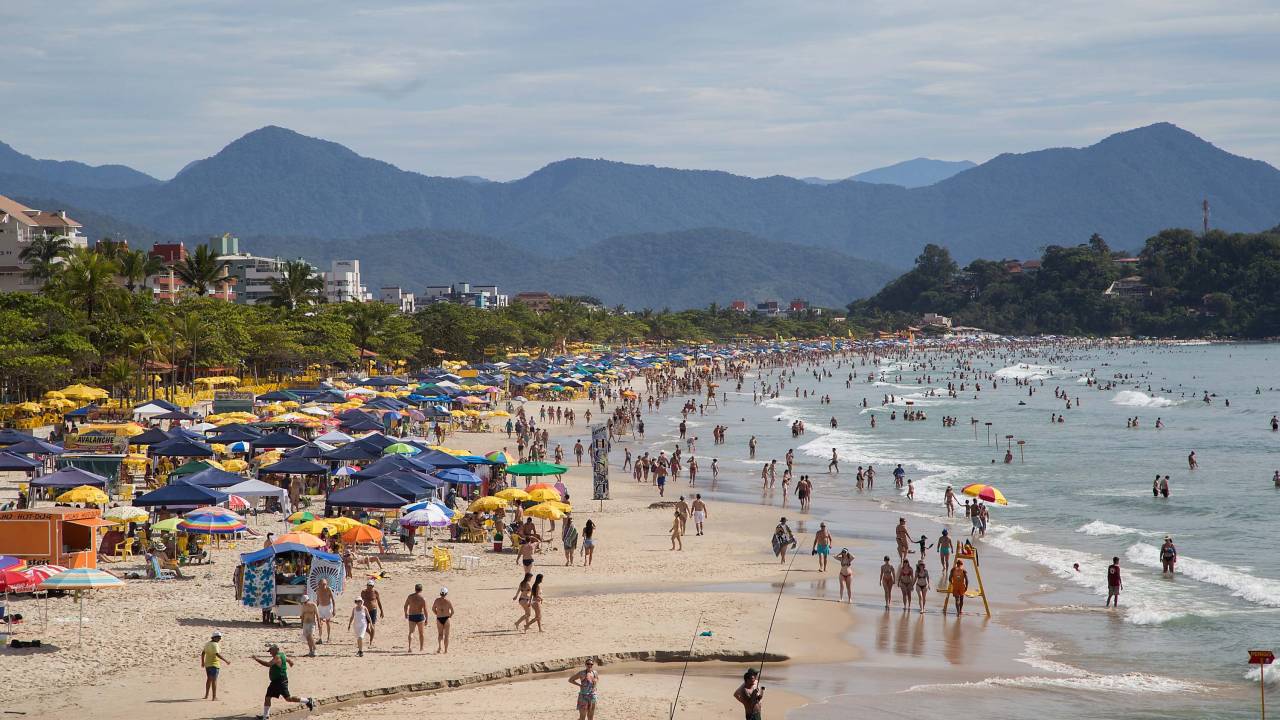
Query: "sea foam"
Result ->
[[1111, 390, 1178, 408], [1126, 543, 1280, 608]]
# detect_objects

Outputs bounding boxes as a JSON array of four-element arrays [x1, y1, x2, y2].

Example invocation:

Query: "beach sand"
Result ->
[[1, 375, 1044, 719]]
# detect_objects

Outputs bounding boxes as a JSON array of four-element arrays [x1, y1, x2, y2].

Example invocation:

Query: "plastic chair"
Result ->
[[459, 555, 480, 571], [114, 537, 136, 561], [118, 484, 134, 502], [431, 547, 452, 571]]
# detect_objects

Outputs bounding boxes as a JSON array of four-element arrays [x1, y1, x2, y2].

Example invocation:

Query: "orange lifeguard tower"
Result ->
[[0, 508, 112, 568]]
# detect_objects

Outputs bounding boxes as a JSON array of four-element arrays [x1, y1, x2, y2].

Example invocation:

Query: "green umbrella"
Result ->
[[151, 517, 183, 533], [504, 461, 569, 476], [383, 442, 419, 455]]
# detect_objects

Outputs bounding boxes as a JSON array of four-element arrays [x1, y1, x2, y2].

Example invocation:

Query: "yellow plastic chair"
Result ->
[[114, 537, 136, 561], [431, 546, 452, 571], [118, 484, 134, 502]]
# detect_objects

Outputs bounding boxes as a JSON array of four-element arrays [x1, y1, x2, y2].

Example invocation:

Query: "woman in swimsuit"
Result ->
[[897, 558, 915, 611], [513, 573, 533, 632], [836, 548, 855, 603], [914, 559, 930, 613], [569, 658, 599, 720], [879, 556, 896, 609], [581, 519, 596, 566], [526, 574, 544, 632], [670, 510, 683, 551]]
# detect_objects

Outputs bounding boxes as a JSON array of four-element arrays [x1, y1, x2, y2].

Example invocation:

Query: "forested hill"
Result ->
[[848, 227, 1280, 337]]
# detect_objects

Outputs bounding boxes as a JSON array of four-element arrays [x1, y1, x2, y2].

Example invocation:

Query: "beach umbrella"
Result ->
[[287, 510, 316, 524], [185, 505, 242, 519], [334, 465, 358, 477], [37, 568, 124, 645], [341, 524, 383, 544], [150, 517, 184, 533], [56, 485, 110, 505], [294, 519, 341, 535], [227, 441, 252, 453], [1, 569, 31, 593], [272, 531, 325, 549], [0, 556, 26, 572], [526, 482, 557, 492], [961, 483, 1008, 506], [495, 488, 531, 502], [400, 506, 452, 528], [21, 564, 67, 587], [179, 513, 247, 535], [467, 496, 509, 513], [524, 502, 566, 521], [402, 499, 456, 517], [326, 517, 364, 532], [504, 461, 568, 477], [433, 467, 482, 486], [484, 451, 510, 464], [383, 442, 419, 455], [103, 506, 149, 524], [226, 495, 250, 512], [541, 500, 573, 513], [527, 487, 562, 503]]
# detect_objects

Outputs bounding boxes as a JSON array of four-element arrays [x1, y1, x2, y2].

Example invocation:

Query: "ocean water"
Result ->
[[646, 342, 1279, 718]]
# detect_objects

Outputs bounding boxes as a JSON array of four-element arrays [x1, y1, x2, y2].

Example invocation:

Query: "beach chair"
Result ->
[[149, 555, 177, 580], [114, 537, 136, 561], [431, 546, 452, 571], [118, 483, 134, 502]]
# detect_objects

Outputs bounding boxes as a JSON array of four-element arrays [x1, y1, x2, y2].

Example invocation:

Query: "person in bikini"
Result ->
[[914, 558, 931, 613], [513, 572, 533, 631], [403, 584, 428, 653], [897, 558, 915, 611], [432, 587, 453, 653], [836, 548, 855, 602], [880, 556, 897, 609]]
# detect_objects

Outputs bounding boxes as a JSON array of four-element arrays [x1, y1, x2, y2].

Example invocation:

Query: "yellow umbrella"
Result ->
[[524, 502, 566, 521], [294, 519, 341, 535], [57, 485, 110, 505], [221, 458, 249, 472], [468, 496, 509, 512], [14, 401, 43, 413], [961, 483, 1009, 506], [43, 390, 66, 400], [542, 500, 572, 513], [325, 517, 363, 532], [495, 488, 531, 502], [527, 487, 562, 503]]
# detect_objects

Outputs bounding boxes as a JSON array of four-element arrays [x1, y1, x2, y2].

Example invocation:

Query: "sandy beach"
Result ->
[[1, 370, 1044, 720]]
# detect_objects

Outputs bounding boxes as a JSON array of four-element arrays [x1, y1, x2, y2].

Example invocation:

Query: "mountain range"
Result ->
[[2, 122, 1279, 308], [801, 158, 977, 188]]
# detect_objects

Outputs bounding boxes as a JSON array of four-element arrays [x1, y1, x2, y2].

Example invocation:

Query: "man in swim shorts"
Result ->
[[432, 587, 453, 654], [812, 522, 833, 572], [298, 594, 318, 657], [404, 584, 428, 653], [690, 494, 708, 536]]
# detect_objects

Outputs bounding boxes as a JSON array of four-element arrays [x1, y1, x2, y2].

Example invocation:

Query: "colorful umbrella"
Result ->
[[341, 524, 383, 544], [1, 569, 31, 593], [401, 500, 456, 517], [0, 555, 28, 572], [400, 506, 452, 528], [37, 567, 124, 645], [56, 485, 110, 505], [287, 510, 316, 524], [272, 531, 325, 548], [484, 450, 509, 464], [179, 513, 247, 535], [961, 483, 1008, 506], [226, 494, 250, 512], [525, 482, 557, 492], [187, 505, 241, 519]]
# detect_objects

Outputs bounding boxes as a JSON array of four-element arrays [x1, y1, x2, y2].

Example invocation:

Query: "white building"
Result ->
[[421, 282, 508, 309], [0, 195, 87, 292], [324, 259, 370, 302], [379, 286, 416, 313]]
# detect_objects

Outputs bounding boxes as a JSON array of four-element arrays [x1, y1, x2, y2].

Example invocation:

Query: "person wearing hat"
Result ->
[[432, 587, 454, 654], [360, 579, 384, 647], [251, 643, 314, 718], [733, 667, 765, 720], [200, 631, 230, 701]]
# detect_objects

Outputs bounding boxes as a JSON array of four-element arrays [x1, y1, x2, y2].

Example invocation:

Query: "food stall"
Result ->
[[238, 542, 343, 624], [0, 508, 111, 568]]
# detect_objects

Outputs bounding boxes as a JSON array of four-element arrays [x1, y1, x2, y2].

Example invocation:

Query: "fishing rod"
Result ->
[[668, 611, 705, 720], [758, 547, 800, 676]]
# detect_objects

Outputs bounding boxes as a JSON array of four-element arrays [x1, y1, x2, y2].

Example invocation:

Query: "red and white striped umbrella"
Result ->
[[22, 564, 67, 585], [226, 494, 250, 511]]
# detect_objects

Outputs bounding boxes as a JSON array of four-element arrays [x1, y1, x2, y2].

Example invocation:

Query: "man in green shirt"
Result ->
[[200, 631, 230, 700], [251, 644, 314, 718]]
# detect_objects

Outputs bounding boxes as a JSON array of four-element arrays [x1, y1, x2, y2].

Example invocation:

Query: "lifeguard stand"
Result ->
[[940, 544, 991, 617]]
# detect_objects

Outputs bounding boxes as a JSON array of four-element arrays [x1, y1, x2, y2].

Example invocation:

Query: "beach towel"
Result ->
[[242, 560, 275, 609], [308, 556, 345, 596]]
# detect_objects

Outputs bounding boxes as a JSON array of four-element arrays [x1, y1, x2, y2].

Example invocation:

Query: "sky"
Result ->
[[5, 0, 1279, 181]]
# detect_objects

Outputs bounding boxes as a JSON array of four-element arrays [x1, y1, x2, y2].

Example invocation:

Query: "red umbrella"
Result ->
[[0, 569, 31, 593], [22, 564, 67, 586], [226, 494, 250, 511]]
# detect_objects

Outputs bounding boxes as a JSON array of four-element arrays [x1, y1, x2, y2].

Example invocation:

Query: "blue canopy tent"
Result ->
[[321, 440, 383, 461], [362, 472, 436, 499], [310, 390, 349, 404], [433, 467, 483, 486], [349, 455, 436, 480], [5, 438, 66, 455], [205, 428, 262, 444], [413, 449, 469, 469], [284, 442, 328, 459], [149, 437, 215, 458], [0, 428, 37, 446], [259, 457, 329, 475], [30, 466, 109, 488], [180, 467, 248, 488], [325, 481, 412, 509], [352, 432, 397, 451], [134, 398, 180, 413], [0, 451, 41, 471], [255, 390, 302, 403], [361, 376, 409, 387], [64, 403, 99, 418], [240, 542, 340, 565], [251, 430, 307, 449], [134, 481, 228, 507], [152, 409, 196, 421], [129, 427, 174, 446], [338, 413, 384, 432]]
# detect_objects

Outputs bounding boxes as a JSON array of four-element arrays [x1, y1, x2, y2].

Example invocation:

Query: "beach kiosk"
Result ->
[[0, 508, 111, 568], [238, 542, 343, 624]]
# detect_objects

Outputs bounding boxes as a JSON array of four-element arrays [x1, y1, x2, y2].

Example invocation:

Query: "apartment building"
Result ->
[[379, 286, 416, 313], [0, 195, 87, 291], [324, 259, 370, 302], [421, 282, 508, 309]]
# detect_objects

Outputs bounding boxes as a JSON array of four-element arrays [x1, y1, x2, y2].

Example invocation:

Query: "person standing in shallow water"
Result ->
[[879, 556, 896, 609]]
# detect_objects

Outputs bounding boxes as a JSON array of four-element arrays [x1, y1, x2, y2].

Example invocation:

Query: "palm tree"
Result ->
[[19, 234, 73, 283], [117, 249, 164, 293], [339, 301, 395, 366], [99, 358, 135, 401], [173, 245, 228, 296], [266, 260, 325, 310], [54, 248, 120, 323]]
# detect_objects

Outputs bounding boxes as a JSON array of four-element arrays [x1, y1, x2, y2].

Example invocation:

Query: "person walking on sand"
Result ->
[[526, 574, 545, 632], [948, 560, 969, 616], [581, 519, 596, 566], [812, 522, 833, 572], [1105, 557, 1123, 608], [895, 518, 911, 561], [937, 530, 953, 575], [562, 515, 579, 566], [314, 578, 336, 645], [691, 494, 708, 535], [675, 496, 690, 535], [772, 518, 796, 564], [914, 559, 931, 614], [836, 548, 855, 602], [569, 658, 600, 720], [251, 643, 314, 719], [517, 534, 536, 574], [897, 558, 915, 611], [879, 556, 897, 609], [514, 573, 533, 631], [299, 594, 319, 657], [347, 597, 370, 657], [574, 439, 584, 466], [670, 510, 683, 551], [734, 668, 765, 720], [404, 584, 428, 653], [361, 580, 383, 647], [200, 630, 229, 701], [432, 588, 453, 654]]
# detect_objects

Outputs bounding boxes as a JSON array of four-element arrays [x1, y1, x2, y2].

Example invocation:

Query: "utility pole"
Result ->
[[1203, 198, 1210, 236]]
